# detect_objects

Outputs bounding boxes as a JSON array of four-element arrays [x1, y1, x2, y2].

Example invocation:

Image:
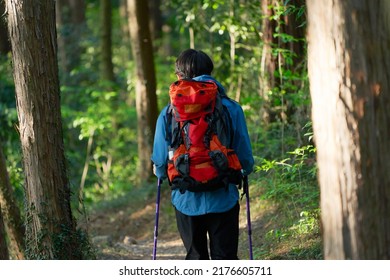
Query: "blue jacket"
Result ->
[[151, 75, 254, 216]]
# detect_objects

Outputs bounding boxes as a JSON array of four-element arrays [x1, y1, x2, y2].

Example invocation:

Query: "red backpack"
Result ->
[[166, 79, 242, 193]]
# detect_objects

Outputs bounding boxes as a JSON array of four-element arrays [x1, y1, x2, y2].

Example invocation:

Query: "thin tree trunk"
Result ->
[[260, 0, 278, 124], [307, 0, 390, 259], [119, 0, 130, 54], [78, 129, 94, 213], [0, 144, 25, 259], [69, 0, 86, 24], [127, 0, 159, 181], [100, 0, 115, 82], [189, 27, 195, 49], [56, 0, 86, 75], [6, 0, 84, 259], [148, 0, 162, 44]]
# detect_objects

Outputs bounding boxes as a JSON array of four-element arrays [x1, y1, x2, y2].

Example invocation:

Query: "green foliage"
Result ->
[[58, 2, 142, 205], [0, 55, 25, 206], [0, 55, 17, 144], [163, 0, 262, 103], [62, 82, 139, 204], [252, 122, 321, 259], [52, 225, 96, 260], [25, 208, 96, 259]]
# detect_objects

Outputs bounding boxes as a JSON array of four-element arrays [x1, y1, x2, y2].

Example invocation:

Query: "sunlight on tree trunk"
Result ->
[[189, 27, 195, 49], [78, 129, 95, 213], [307, 0, 390, 259]]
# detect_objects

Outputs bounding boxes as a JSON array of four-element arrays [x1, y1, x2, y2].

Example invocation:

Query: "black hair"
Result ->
[[175, 49, 214, 79]]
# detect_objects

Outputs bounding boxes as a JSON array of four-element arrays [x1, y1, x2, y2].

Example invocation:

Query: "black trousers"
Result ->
[[175, 202, 240, 260]]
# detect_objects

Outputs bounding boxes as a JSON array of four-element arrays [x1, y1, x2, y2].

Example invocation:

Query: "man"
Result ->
[[152, 49, 254, 260]]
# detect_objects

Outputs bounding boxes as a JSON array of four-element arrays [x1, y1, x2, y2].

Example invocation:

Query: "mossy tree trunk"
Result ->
[[5, 0, 84, 259]]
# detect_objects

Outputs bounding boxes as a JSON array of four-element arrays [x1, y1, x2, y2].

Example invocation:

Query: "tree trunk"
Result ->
[[260, 0, 278, 93], [100, 0, 115, 82], [260, 0, 306, 125], [307, 0, 390, 259], [127, 0, 158, 181], [260, 0, 278, 124], [0, 144, 25, 259], [148, 0, 163, 46], [6, 0, 83, 259], [0, 0, 11, 54], [283, 0, 306, 66], [69, 0, 86, 24], [0, 204, 10, 260], [119, 0, 130, 55], [56, 0, 86, 75]]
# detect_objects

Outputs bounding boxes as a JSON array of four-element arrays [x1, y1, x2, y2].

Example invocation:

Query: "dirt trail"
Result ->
[[86, 189, 260, 260]]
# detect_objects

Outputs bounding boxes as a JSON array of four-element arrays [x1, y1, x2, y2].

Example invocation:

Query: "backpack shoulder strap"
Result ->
[[165, 103, 182, 148], [165, 104, 173, 143], [213, 92, 234, 148]]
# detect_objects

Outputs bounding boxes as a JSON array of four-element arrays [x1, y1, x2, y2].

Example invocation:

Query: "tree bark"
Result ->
[[127, 0, 159, 181], [0, 144, 25, 259], [148, 0, 162, 44], [100, 0, 115, 82], [6, 0, 83, 259], [307, 0, 390, 259], [260, 0, 278, 124], [260, 0, 278, 94], [56, 0, 86, 75], [260, 0, 306, 124], [119, 0, 130, 54]]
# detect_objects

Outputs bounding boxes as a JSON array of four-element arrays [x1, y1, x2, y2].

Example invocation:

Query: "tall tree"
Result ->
[[127, 0, 158, 181], [0, 143, 25, 259], [119, 0, 130, 52], [5, 0, 84, 259], [56, 0, 86, 75], [260, 0, 278, 123], [148, 0, 163, 45], [100, 0, 115, 82], [260, 0, 306, 124], [307, 0, 390, 259]]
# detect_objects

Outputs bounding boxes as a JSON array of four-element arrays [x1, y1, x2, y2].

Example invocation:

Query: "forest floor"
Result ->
[[83, 181, 270, 260]]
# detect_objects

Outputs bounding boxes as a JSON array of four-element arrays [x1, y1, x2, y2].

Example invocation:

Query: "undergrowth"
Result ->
[[249, 141, 322, 260]]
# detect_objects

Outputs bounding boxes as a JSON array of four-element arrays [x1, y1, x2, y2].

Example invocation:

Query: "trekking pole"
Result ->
[[243, 175, 254, 260], [152, 178, 163, 260]]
